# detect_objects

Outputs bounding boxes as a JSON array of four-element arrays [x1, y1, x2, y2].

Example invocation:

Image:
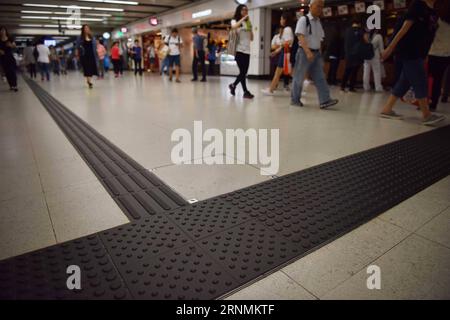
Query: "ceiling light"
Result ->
[[79, 0, 138, 4], [21, 10, 52, 14], [21, 16, 50, 19], [94, 7, 124, 12], [23, 3, 58, 8], [19, 24, 43, 27]]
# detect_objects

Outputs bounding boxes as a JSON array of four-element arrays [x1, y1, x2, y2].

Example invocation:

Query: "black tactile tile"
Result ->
[[0, 236, 131, 300], [198, 220, 301, 283], [25, 78, 187, 221], [167, 197, 253, 240], [115, 244, 237, 300], [99, 215, 191, 267]]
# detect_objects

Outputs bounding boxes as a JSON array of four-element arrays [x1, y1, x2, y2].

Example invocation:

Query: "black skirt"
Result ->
[[80, 40, 98, 77]]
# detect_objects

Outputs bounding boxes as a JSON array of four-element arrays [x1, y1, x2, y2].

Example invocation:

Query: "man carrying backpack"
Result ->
[[165, 28, 183, 83], [291, 0, 338, 109]]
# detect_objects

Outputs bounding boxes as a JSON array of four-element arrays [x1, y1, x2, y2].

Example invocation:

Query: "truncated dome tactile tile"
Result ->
[[1, 79, 449, 299]]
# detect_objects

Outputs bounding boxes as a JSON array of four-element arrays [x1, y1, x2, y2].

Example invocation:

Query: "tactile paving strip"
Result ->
[[0, 236, 131, 300], [24, 78, 187, 220], [3, 80, 449, 300]]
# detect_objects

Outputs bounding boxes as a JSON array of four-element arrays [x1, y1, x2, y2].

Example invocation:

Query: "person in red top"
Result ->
[[111, 41, 120, 78]]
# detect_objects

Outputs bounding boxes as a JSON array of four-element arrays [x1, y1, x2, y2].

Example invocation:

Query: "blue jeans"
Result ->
[[291, 49, 331, 105], [39, 62, 50, 80], [392, 58, 427, 99]]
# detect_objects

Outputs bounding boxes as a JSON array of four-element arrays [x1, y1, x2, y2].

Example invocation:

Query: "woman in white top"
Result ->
[[262, 13, 294, 95], [229, 4, 254, 99], [363, 29, 385, 92], [428, 14, 450, 111]]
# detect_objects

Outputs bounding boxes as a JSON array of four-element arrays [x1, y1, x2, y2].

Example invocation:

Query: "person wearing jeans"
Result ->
[[191, 27, 207, 82], [132, 39, 143, 76], [291, 0, 338, 108], [36, 39, 50, 81], [229, 4, 254, 99], [380, 0, 445, 125]]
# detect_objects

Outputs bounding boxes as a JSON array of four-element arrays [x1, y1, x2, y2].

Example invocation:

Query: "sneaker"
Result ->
[[422, 114, 446, 126], [284, 85, 290, 92], [261, 88, 274, 96], [176, 79, 181, 83], [290, 101, 304, 107], [191, 78, 198, 81], [243, 91, 254, 99], [379, 111, 404, 120], [320, 99, 338, 109], [229, 84, 236, 96], [169, 77, 173, 82]]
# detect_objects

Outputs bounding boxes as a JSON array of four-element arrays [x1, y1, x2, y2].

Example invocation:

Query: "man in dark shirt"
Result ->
[[132, 40, 143, 76], [191, 27, 207, 82], [380, 0, 444, 125]]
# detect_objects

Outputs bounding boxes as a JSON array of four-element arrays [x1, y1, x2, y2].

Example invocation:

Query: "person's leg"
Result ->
[[39, 63, 44, 80], [192, 54, 198, 80], [341, 63, 352, 90], [363, 60, 371, 91], [134, 58, 138, 75], [428, 55, 447, 110], [310, 53, 332, 105], [200, 51, 206, 80], [372, 58, 383, 91], [3, 62, 16, 89], [233, 52, 245, 88], [44, 63, 50, 80], [291, 49, 309, 104], [328, 58, 339, 85], [349, 65, 359, 91], [138, 59, 142, 75], [239, 53, 250, 93], [442, 64, 450, 102]]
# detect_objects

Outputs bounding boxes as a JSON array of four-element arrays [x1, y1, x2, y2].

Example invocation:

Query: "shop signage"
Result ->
[[192, 9, 212, 19], [149, 16, 158, 26], [373, 0, 385, 10], [322, 7, 332, 17], [393, 0, 406, 9], [121, 27, 128, 33], [337, 5, 348, 15], [354, 1, 366, 13]]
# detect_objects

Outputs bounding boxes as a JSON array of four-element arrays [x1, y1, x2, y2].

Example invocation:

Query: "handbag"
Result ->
[[227, 29, 239, 56], [283, 42, 291, 75]]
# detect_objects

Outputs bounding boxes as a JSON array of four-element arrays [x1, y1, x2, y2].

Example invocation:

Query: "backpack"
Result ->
[[33, 46, 39, 60], [290, 15, 311, 64]]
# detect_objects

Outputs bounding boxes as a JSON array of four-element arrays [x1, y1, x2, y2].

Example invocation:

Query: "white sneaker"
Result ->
[[261, 88, 274, 96]]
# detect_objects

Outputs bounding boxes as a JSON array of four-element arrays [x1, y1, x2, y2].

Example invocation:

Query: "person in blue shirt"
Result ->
[[132, 39, 143, 76]]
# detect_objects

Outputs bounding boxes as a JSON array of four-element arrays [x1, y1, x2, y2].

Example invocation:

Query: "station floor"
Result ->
[[1, 71, 449, 299]]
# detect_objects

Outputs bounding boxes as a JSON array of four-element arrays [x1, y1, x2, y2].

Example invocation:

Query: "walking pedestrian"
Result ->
[[229, 4, 255, 99], [36, 38, 50, 81], [111, 41, 120, 78], [262, 12, 294, 95], [363, 29, 385, 92], [76, 24, 99, 88], [59, 46, 67, 75], [23, 40, 37, 79], [341, 19, 366, 92], [325, 27, 341, 86], [191, 27, 207, 82], [0, 26, 18, 91], [427, 4, 450, 111], [380, 0, 445, 125], [132, 39, 143, 76], [165, 28, 182, 83], [291, 0, 338, 108], [96, 39, 106, 78]]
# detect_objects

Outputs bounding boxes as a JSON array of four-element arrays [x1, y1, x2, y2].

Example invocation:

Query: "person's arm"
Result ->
[[382, 20, 413, 61], [295, 17, 313, 61], [378, 34, 385, 53], [231, 16, 248, 30]]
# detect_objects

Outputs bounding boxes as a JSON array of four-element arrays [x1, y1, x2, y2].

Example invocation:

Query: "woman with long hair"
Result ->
[[77, 24, 98, 88], [262, 12, 294, 95], [229, 4, 254, 99], [0, 26, 18, 91]]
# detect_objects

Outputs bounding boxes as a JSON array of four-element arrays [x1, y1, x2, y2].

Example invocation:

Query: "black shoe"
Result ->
[[88, 82, 93, 89], [229, 84, 236, 96], [191, 78, 198, 81], [442, 97, 448, 103], [290, 101, 304, 107], [320, 99, 338, 109], [243, 91, 254, 99], [200, 78, 207, 82]]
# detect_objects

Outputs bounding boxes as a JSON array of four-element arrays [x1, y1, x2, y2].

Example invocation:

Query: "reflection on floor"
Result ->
[[0, 72, 449, 299]]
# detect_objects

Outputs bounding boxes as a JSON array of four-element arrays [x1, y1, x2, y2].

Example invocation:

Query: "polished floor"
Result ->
[[1, 71, 449, 299]]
